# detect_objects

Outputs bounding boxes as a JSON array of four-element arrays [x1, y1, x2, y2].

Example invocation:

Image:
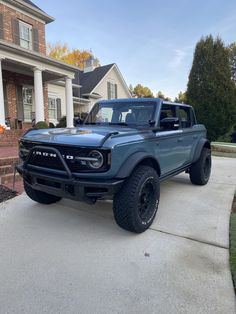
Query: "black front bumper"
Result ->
[[16, 163, 124, 203]]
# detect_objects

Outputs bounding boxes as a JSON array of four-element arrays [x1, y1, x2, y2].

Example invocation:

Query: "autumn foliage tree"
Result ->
[[133, 84, 154, 98], [156, 91, 171, 101], [47, 42, 98, 69]]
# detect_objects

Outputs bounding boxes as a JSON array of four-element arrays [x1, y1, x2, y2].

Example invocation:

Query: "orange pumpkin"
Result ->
[[0, 125, 5, 134]]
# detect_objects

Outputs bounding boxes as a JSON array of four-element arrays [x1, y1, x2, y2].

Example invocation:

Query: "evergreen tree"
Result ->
[[174, 91, 187, 103], [228, 43, 236, 84], [186, 35, 236, 141]]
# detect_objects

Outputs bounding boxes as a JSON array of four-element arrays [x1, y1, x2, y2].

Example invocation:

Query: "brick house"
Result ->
[[0, 0, 77, 145]]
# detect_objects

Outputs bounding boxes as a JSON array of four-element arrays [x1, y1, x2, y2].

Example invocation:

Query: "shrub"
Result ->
[[56, 116, 66, 128], [35, 121, 48, 129], [49, 122, 55, 128]]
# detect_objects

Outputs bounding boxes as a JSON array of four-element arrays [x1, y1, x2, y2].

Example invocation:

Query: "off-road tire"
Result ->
[[24, 180, 62, 204], [189, 148, 211, 185], [113, 165, 160, 233]]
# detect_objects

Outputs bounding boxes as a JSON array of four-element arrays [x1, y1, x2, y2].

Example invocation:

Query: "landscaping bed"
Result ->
[[211, 142, 236, 158], [0, 185, 17, 203]]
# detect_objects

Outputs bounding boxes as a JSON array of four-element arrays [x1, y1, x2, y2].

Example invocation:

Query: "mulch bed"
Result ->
[[0, 185, 17, 203]]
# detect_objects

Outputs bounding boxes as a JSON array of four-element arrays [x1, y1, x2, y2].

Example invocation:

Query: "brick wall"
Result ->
[[6, 78, 17, 118], [0, 3, 46, 54], [0, 129, 25, 147]]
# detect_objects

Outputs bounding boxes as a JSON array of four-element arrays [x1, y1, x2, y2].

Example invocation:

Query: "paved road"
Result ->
[[0, 156, 235, 314]]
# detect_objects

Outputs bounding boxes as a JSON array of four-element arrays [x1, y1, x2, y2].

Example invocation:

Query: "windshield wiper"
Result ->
[[84, 122, 101, 125], [108, 122, 129, 126]]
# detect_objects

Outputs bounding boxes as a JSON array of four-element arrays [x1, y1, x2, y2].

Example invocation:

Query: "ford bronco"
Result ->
[[17, 98, 211, 233]]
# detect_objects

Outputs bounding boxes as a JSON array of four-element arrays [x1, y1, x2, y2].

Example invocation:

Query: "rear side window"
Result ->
[[178, 106, 195, 128], [160, 104, 177, 120]]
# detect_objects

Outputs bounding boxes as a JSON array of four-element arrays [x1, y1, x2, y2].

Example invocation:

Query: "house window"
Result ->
[[23, 87, 33, 121], [19, 21, 32, 50], [48, 97, 57, 120], [107, 82, 117, 99]]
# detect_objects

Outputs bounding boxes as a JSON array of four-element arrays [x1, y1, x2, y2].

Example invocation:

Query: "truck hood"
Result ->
[[22, 126, 144, 147]]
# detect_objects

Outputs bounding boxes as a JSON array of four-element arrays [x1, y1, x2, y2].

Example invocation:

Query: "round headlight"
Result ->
[[87, 150, 104, 169]]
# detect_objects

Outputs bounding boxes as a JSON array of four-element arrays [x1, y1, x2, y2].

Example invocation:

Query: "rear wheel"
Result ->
[[189, 148, 211, 185], [113, 165, 160, 233], [24, 180, 62, 204]]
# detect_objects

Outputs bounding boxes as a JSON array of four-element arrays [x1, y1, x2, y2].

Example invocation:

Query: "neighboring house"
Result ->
[[48, 58, 132, 122], [0, 0, 77, 141]]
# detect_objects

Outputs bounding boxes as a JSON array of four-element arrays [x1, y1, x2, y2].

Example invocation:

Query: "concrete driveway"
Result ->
[[0, 156, 235, 314]]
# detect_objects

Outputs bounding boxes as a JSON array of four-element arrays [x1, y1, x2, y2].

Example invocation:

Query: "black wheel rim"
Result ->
[[138, 178, 156, 221], [203, 155, 211, 179]]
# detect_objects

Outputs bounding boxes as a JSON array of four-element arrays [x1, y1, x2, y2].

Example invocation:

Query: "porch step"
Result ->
[[0, 156, 19, 166], [0, 173, 22, 185], [0, 165, 14, 175]]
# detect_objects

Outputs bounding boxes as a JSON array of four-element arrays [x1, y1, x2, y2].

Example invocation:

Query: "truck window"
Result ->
[[178, 107, 192, 128], [160, 104, 177, 121]]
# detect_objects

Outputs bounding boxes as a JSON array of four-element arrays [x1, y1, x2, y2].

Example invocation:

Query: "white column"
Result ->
[[34, 67, 44, 123], [0, 58, 6, 126], [65, 76, 74, 128]]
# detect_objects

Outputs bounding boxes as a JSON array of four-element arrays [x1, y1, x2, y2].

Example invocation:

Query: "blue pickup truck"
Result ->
[[17, 98, 211, 233]]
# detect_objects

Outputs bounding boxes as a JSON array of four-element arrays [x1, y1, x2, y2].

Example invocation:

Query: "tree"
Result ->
[[133, 84, 154, 98], [157, 91, 171, 101], [186, 35, 236, 141], [47, 42, 97, 69], [228, 43, 236, 84], [174, 91, 187, 103], [129, 84, 134, 96]]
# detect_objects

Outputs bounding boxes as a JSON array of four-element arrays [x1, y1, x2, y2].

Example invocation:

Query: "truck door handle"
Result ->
[[177, 138, 183, 142]]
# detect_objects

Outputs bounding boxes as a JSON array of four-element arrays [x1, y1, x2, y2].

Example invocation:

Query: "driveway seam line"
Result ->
[[150, 227, 228, 249]]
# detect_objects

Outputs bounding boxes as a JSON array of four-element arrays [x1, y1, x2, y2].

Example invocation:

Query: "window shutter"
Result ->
[[115, 84, 118, 99], [107, 82, 111, 99], [32, 28, 39, 52], [0, 13, 4, 40], [16, 85, 24, 121], [56, 98, 62, 120], [12, 18, 20, 45]]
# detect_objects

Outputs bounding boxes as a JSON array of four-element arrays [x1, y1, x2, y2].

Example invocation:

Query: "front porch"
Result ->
[[0, 39, 77, 130]]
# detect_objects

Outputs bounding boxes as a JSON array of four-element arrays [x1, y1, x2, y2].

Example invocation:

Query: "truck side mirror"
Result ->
[[160, 117, 179, 130]]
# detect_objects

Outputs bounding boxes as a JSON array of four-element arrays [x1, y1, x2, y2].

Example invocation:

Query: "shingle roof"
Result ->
[[22, 0, 46, 13], [74, 63, 115, 96]]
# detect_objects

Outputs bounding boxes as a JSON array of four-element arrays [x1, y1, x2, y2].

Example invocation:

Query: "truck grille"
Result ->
[[20, 141, 109, 173]]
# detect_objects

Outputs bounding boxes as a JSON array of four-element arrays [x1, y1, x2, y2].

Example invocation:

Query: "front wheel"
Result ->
[[189, 148, 211, 185], [113, 165, 160, 233], [24, 181, 62, 204]]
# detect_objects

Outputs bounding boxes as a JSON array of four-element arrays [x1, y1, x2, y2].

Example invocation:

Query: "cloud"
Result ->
[[169, 49, 187, 69]]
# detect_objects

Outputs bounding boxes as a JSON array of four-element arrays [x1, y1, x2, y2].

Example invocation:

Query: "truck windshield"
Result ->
[[85, 101, 157, 126]]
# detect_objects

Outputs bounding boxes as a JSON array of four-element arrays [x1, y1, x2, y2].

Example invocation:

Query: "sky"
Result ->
[[34, 0, 236, 99]]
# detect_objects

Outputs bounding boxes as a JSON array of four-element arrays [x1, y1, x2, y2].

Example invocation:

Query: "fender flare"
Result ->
[[192, 138, 211, 163], [115, 152, 161, 179]]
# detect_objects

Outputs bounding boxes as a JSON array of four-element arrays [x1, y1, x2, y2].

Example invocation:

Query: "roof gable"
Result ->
[[77, 63, 115, 95]]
